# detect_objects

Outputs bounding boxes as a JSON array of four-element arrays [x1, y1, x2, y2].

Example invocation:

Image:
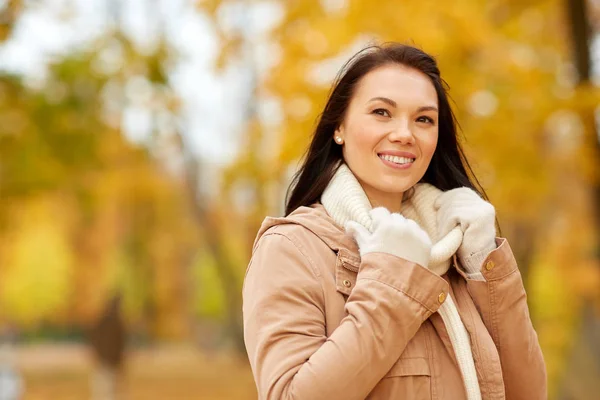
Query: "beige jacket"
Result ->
[[243, 204, 547, 399]]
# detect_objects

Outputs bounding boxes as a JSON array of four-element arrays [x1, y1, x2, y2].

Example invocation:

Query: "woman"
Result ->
[[242, 43, 547, 400]]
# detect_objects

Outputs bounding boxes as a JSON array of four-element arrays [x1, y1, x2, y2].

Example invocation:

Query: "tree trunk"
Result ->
[[89, 295, 126, 400]]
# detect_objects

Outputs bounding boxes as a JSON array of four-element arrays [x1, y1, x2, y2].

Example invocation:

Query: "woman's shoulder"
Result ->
[[246, 205, 331, 282], [251, 203, 349, 270], [243, 207, 336, 316], [255, 203, 335, 243]]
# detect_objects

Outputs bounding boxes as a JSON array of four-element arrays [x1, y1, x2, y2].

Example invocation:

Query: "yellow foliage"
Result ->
[[0, 196, 74, 326]]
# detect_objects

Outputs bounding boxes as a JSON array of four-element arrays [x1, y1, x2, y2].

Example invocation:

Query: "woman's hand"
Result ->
[[346, 207, 432, 268], [434, 187, 497, 275]]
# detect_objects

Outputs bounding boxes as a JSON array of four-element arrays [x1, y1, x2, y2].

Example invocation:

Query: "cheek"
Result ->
[[345, 117, 382, 152], [421, 133, 438, 160]]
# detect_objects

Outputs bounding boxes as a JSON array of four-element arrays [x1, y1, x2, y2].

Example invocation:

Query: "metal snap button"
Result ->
[[343, 279, 352, 288], [485, 260, 495, 271], [438, 292, 446, 304]]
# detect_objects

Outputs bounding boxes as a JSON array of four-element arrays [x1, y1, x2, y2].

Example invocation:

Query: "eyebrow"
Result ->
[[417, 105, 439, 113], [368, 96, 438, 113]]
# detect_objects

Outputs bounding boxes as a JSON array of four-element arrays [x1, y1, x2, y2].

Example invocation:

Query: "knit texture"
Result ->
[[321, 163, 482, 400]]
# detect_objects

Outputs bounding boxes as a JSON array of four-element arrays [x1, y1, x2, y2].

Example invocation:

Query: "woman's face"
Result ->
[[334, 63, 439, 209]]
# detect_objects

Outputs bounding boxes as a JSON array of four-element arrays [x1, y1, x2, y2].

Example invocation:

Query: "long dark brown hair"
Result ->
[[285, 43, 489, 217]]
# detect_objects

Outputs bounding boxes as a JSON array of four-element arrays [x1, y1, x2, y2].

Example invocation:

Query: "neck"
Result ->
[[361, 183, 404, 213]]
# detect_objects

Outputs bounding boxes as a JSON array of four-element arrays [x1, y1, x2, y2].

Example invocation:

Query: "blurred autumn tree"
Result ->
[[0, 0, 253, 357], [200, 0, 600, 397], [0, 0, 22, 42], [0, 0, 599, 397], [0, 21, 207, 396], [0, 27, 200, 338], [0, 0, 255, 395]]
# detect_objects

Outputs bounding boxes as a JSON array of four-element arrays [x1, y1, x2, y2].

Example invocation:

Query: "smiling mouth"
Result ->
[[378, 154, 416, 165]]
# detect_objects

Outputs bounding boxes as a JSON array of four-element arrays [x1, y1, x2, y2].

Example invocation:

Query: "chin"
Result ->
[[371, 180, 413, 196], [383, 174, 417, 189]]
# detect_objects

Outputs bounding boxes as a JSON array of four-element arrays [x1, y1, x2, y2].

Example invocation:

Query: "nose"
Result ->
[[387, 120, 415, 144]]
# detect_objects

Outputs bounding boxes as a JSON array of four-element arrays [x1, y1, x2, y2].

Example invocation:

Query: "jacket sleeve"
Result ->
[[243, 230, 449, 400], [459, 238, 548, 400]]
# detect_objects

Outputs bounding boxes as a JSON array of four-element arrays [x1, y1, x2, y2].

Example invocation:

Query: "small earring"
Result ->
[[335, 136, 344, 144]]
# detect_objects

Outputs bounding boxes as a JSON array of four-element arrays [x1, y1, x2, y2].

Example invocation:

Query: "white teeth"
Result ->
[[380, 154, 415, 164]]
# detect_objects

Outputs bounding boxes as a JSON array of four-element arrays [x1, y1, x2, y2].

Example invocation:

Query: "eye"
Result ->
[[417, 116, 435, 125], [372, 108, 391, 118]]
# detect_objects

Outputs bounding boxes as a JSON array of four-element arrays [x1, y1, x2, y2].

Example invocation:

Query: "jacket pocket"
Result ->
[[385, 357, 430, 378], [368, 358, 432, 399]]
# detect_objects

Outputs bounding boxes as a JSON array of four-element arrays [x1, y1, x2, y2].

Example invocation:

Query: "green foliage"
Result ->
[[192, 250, 226, 321]]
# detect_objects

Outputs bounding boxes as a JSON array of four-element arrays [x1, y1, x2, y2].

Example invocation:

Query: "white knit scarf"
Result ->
[[321, 163, 481, 400]]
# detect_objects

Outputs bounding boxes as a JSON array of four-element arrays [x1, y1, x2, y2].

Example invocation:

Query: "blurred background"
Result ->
[[0, 0, 599, 399]]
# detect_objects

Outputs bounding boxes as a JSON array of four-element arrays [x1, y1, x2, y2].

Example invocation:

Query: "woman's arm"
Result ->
[[243, 228, 448, 400], [434, 187, 547, 398], [459, 238, 548, 400]]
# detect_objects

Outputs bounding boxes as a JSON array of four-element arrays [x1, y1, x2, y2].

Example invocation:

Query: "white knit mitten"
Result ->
[[345, 207, 432, 268], [434, 187, 497, 278]]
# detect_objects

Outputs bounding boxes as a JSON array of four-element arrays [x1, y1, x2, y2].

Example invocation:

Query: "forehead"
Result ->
[[353, 64, 438, 105]]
